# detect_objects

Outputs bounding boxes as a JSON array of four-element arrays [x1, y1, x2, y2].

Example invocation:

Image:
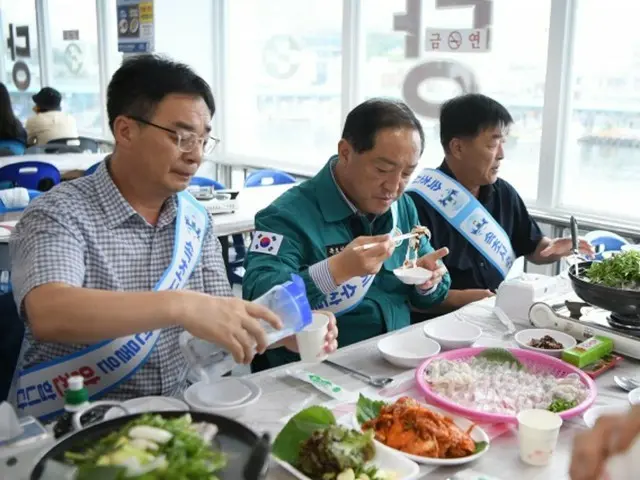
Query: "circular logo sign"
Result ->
[[262, 35, 301, 80]]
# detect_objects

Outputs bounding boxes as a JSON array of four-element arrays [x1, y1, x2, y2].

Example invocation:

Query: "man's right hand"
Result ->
[[327, 234, 395, 285], [180, 293, 282, 364], [570, 405, 640, 480]]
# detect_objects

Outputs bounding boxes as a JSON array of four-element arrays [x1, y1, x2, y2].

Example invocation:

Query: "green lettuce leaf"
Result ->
[[356, 394, 387, 425], [476, 348, 523, 369], [474, 441, 488, 454], [272, 406, 336, 464]]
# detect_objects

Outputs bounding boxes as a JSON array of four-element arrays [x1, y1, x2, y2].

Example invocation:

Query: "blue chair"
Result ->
[[0, 189, 43, 213], [0, 161, 60, 191], [190, 176, 225, 189], [189, 177, 245, 284], [0, 140, 26, 156], [244, 169, 296, 187], [84, 162, 101, 175], [585, 230, 630, 260]]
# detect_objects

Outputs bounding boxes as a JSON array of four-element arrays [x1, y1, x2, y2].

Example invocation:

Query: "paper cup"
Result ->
[[517, 409, 563, 466], [295, 312, 329, 363]]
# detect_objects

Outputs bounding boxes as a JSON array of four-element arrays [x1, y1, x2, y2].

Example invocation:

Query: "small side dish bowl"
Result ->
[[423, 318, 482, 350], [377, 330, 441, 368], [515, 328, 577, 357]]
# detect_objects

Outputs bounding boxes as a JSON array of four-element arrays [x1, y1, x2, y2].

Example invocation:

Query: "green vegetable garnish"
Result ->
[[63, 414, 226, 479], [548, 398, 577, 413], [474, 441, 489, 454], [297, 426, 375, 479], [272, 406, 336, 465], [585, 251, 640, 289], [476, 348, 524, 369], [272, 406, 384, 480], [356, 394, 386, 425]]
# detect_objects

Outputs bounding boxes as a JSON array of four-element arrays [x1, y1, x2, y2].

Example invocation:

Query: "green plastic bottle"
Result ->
[[53, 375, 90, 439]]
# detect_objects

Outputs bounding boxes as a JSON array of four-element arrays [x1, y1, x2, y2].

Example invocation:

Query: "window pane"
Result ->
[[363, 0, 551, 201], [47, 0, 102, 137], [225, 0, 342, 167], [0, 0, 41, 123], [559, 0, 640, 221]]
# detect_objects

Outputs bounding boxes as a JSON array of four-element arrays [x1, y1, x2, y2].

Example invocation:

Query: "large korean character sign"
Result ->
[[394, 0, 493, 119]]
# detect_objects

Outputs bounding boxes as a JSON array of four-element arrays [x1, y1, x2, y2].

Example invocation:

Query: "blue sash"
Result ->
[[407, 168, 515, 278], [315, 203, 398, 315], [14, 191, 208, 421]]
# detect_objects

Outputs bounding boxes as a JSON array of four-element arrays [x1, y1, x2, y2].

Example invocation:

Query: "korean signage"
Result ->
[[5, 23, 32, 91], [394, 0, 493, 118], [116, 0, 154, 53], [425, 28, 489, 53]]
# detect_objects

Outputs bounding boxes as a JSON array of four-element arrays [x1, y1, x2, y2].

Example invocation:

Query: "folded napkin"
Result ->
[[0, 187, 30, 209], [0, 401, 23, 441]]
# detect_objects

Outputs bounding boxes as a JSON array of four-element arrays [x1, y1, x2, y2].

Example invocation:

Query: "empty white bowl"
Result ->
[[377, 330, 441, 368], [184, 377, 261, 418], [629, 388, 640, 405], [514, 328, 577, 357], [622, 244, 640, 253], [393, 266, 433, 285], [583, 404, 630, 428], [423, 318, 482, 350]]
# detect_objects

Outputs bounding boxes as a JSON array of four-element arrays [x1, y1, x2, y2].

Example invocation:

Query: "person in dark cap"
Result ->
[[25, 86, 78, 145]]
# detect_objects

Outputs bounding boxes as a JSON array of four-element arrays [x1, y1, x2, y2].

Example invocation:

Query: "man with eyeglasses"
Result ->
[[8, 54, 337, 421]]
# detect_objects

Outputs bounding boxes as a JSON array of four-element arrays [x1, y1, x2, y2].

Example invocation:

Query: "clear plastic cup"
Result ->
[[295, 312, 329, 363], [180, 274, 312, 382], [517, 409, 563, 466]]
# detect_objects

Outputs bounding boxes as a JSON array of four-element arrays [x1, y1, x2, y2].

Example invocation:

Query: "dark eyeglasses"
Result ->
[[129, 116, 220, 154]]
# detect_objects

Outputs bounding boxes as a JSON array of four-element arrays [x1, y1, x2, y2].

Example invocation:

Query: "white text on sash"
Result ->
[[14, 191, 208, 421]]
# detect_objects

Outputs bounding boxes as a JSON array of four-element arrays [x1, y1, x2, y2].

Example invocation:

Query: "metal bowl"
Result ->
[[568, 261, 640, 320]]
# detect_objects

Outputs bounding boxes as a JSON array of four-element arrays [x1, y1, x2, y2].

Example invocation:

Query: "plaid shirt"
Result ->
[[10, 160, 232, 400]]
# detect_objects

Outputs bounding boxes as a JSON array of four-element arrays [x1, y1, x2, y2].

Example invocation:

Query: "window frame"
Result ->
[[85, 0, 640, 230]]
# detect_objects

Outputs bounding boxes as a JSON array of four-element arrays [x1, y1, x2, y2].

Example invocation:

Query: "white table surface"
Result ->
[[0, 153, 104, 173], [204, 183, 294, 237], [5, 296, 638, 479], [237, 298, 638, 480]]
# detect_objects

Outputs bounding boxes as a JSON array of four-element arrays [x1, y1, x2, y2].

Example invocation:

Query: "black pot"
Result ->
[[30, 410, 270, 480], [568, 261, 640, 319]]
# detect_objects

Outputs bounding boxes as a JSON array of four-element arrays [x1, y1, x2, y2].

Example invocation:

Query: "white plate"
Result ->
[[423, 318, 482, 350], [184, 377, 261, 418], [583, 404, 630, 428], [514, 328, 577, 358], [273, 440, 420, 480], [393, 267, 433, 285], [629, 388, 640, 405], [353, 398, 490, 466], [104, 396, 188, 420], [377, 331, 441, 368]]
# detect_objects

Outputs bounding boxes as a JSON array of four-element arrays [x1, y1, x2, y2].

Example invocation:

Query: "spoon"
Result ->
[[322, 360, 394, 388], [614, 375, 640, 392], [493, 305, 516, 340]]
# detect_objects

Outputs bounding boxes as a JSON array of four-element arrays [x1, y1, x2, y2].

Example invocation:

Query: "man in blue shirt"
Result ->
[[407, 93, 593, 313]]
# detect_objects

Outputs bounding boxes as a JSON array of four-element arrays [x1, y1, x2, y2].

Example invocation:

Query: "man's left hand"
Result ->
[[280, 310, 339, 355], [415, 247, 449, 291], [540, 238, 594, 258]]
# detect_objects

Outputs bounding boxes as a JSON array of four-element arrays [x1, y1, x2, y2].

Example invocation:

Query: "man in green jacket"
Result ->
[[243, 98, 451, 370]]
